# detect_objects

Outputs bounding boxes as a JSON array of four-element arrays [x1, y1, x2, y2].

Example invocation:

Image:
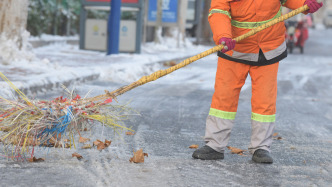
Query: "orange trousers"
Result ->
[[211, 57, 279, 115]]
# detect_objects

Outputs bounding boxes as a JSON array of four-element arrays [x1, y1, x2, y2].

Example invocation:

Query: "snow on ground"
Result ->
[[29, 34, 79, 42], [0, 35, 210, 98], [0, 31, 35, 65]]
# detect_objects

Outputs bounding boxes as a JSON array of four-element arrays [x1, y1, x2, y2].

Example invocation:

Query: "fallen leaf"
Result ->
[[272, 133, 278, 137], [82, 144, 92, 149], [104, 139, 111, 147], [79, 137, 90, 143], [63, 139, 70, 142], [189, 144, 199, 149], [129, 149, 148, 163], [93, 139, 103, 146], [54, 142, 62, 148], [163, 61, 177, 67], [72, 152, 83, 160], [126, 132, 135, 135], [273, 136, 283, 140], [28, 157, 45, 163], [97, 143, 106, 151], [226, 146, 246, 155], [84, 128, 88, 131], [94, 139, 111, 151]]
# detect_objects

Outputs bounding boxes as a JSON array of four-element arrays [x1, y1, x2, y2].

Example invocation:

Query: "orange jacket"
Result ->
[[208, 0, 306, 64]]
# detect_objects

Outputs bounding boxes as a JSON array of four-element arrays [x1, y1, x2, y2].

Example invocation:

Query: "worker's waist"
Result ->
[[218, 41, 287, 66]]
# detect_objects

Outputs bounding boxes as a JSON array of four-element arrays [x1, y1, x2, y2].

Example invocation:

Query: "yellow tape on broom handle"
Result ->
[[90, 5, 309, 102]]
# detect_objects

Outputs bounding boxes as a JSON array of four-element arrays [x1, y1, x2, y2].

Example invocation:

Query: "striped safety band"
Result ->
[[231, 7, 282, 29], [208, 9, 232, 19], [209, 108, 236, 120], [251, 112, 276, 123], [209, 7, 282, 29]]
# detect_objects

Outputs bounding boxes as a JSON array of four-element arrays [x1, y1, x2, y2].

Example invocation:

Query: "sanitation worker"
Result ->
[[192, 0, 323, 163]]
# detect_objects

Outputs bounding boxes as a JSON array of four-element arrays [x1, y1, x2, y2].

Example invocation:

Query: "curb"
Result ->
[[19, 73, 100, 96], [29, 39, 79, 48], [13, 55, 198, 97]]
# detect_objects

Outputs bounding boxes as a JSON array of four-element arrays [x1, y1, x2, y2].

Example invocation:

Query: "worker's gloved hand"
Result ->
[[304, 0, 323, 14], [219, 37, 236, 53]]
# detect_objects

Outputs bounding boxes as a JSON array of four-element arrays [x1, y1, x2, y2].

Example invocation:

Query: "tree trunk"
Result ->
[[200, 0, 212, 44], [154, 0, 163, 43], [177, 0, 188, 47], [0, 0, 30, 64]]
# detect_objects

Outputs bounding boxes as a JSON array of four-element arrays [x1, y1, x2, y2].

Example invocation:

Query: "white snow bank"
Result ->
[[0, 33, 211, 98], [0, 30, 35, 65], [29, 34, 79, 42]]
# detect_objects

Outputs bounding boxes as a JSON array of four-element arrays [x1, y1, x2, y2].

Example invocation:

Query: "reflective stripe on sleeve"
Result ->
[[231, 8, 282, 29], [209, 108, 236, 120], [251, 112, 276, 122], [209, 9, 232, 19]]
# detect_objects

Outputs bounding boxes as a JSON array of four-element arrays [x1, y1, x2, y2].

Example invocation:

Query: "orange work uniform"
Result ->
[[204, 0, 306, 154]]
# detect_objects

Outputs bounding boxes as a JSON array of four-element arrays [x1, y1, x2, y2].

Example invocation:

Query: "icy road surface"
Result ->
[[1, 29, 332, 186]]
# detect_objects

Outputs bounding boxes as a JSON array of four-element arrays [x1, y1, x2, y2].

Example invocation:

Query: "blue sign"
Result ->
[[148, 0, 178, 23]]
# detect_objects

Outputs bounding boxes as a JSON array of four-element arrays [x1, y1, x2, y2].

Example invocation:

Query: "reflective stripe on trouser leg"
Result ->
[[205, 115, 235, 153], [248, 119, 275, 154]]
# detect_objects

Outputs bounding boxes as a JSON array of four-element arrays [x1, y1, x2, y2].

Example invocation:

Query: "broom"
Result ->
[[0, 4, 312, 160]]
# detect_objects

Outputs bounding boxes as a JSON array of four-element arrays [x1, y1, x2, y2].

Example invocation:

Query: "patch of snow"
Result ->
[[0, 30, 35, 65], [29, 34, 79, 42]]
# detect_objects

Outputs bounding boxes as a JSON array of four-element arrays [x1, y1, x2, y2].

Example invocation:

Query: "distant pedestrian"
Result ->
[[295, 21, 309, 53], [192, 0, 322, 163]]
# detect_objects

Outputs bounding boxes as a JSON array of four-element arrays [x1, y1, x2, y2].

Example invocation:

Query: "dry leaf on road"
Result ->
[[72, 152, 83, 160], [82, 144, 92, 149], [105, 139, 111, 147], [129, 149, 148, 163], [95, 139, 111, 151], [272, 132, 282, 140], [93, 139, 103, 146], [163, 61, 177, 67], [227, 146, 246, 155], [28, 157, 45, 162], [189, 144, 199, 149], [97, 143, 106, 151], [79, 137, 90, 143], [126, 132, 135, 135]]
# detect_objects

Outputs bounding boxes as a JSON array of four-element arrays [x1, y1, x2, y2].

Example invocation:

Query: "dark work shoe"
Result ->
[[192, 145, 224, 160], [252, 149, 273, 164]]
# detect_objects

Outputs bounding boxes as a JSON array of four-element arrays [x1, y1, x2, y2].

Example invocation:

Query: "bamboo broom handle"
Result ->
[[90, 5, 310, 102]]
